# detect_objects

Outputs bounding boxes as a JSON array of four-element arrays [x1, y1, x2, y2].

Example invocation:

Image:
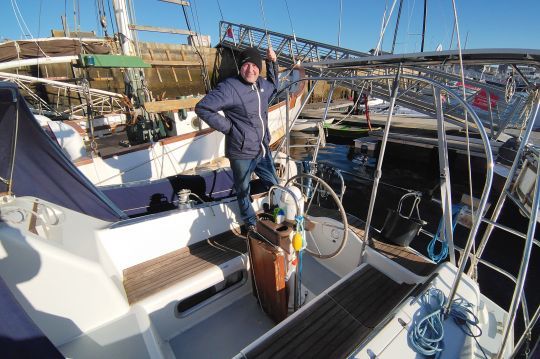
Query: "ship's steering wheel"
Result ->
[[285, 173, 349, 259]]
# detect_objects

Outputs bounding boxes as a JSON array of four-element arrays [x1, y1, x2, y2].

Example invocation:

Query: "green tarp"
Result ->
[[79, 54, 150, 68]]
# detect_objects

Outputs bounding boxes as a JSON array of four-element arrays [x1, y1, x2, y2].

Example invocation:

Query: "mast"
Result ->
[[421, 0, 428, 52], [112, 0, 136, 56], [112, 0, 141, 101], [390, 0, 404, 54]]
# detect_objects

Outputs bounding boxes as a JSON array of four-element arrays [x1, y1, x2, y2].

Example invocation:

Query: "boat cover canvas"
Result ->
[[0, 82, 125, 222], [102, 169, 235, 216], [0, 275, 63, 358], [0, 39, 110, 63]]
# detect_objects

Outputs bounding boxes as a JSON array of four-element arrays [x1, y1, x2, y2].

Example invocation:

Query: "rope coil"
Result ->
[[428, 204, 463, 263], [409, 288, 488, 358]]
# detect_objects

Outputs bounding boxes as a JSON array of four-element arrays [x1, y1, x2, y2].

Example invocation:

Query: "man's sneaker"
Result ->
[[247, 224, 256, 235], [241, 224, 257, 236]]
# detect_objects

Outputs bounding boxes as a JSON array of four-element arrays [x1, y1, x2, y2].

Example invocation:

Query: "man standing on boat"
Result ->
[[195, 47, 279, 233]]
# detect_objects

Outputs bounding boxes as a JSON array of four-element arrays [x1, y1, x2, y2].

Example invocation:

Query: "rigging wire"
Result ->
[[127, 0, 141, 57], [374, 0, 399, 55], [376, 1, 388, 55], [96, 0, 109, 37], [94, 0, 101, 37], [283, 0, 300, 63], [182, 2, 211, 92], [258, 0, 271, 49], [190, 0, 204, 40], [107, 0, 117, 38], [450, 0, 476, 275], [78, 0, 82, 32], [406, 0, 417, 53], [215, 0, 239, 74], [449, 17, 456, 50], [216, 0, 224, 19], [64, 0, 70, 81], [72, 0, 77, 33], [390, 0, 404, 53], [190, 3, 211, 91], [337, 0, 343, 47]]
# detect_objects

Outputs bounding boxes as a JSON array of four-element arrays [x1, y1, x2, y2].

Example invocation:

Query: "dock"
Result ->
[[300, 102, 540, 146]]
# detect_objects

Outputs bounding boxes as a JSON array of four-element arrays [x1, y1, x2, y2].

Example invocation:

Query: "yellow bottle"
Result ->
[[293, 232, 303, 252]]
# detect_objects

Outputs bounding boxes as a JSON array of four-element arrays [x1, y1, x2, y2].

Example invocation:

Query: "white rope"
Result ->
[[207, 238, 246, 259], [11, 0, 27, 39], [12, 0, 34, 38], [10, 0, 48, 58]]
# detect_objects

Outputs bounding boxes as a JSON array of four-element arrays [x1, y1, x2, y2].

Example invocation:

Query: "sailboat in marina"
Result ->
[[0, 0, 305, 191], [2, 45, 540, 357], [1, 1, 539, 358]]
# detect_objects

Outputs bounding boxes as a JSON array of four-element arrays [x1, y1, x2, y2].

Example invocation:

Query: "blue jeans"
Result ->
[[230, 150, 278, 226]]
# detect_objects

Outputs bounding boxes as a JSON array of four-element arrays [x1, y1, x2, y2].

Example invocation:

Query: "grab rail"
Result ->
[[263, 69, 538, 357]]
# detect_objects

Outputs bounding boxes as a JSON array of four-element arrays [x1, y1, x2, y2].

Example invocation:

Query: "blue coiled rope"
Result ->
[[408, 288, 487, 358], [427, 204, 463, 263], [408, 289, 446, 356]]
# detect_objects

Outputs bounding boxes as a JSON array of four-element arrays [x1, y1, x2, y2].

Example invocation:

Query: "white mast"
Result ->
[[112, 0, 144, 102], [112, 0, 136, 56]]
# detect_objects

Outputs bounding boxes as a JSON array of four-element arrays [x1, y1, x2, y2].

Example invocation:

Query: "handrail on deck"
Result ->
[[267, 49, 538, 356]]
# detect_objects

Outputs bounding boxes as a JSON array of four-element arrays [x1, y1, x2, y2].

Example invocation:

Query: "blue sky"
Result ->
[[2, 0, 539, 53]]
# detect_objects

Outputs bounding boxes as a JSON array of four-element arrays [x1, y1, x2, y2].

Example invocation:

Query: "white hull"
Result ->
[[74, 94, 303, 186], [0, 194, 511, 358]]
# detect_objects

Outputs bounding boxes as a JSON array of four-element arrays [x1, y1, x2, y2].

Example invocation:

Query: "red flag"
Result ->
[[226, 27, 234, 38]]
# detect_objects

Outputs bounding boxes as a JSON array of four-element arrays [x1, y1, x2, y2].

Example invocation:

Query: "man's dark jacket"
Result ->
[[195, 60, 279, 159]]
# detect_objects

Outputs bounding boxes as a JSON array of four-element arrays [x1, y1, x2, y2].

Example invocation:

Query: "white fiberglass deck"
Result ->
[[168, 253, 341, 358], [169, 294, 273, 358]]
